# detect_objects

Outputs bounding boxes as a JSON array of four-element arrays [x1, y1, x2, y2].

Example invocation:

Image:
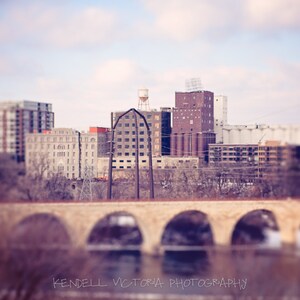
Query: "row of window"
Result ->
[[27, 137, 97, 143]]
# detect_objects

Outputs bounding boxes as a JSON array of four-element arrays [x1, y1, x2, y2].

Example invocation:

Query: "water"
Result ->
[[48, 247, 300, 299]]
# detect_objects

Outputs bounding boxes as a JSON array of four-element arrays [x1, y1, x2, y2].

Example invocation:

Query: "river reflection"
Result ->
[[162, 250, 210, 276], [89, 250, 142, 278], [1, 247, 299, 299]]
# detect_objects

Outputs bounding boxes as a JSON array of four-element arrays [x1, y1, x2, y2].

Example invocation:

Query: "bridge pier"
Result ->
[[209, 217, 237, 247], [276, 217, 299, 249]]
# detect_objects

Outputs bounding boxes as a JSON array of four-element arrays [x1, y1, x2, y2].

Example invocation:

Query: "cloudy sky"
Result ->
[[0, 0, 299, 130]]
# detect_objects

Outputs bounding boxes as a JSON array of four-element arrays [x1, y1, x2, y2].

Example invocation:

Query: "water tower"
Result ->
[[138, 88, 150, 111]]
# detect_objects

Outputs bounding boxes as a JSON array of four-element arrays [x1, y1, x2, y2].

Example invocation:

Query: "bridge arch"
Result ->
[[231, 209, 280, 246], [9, 213, 71, 248], [160, 210, 214, 247], [86, 211, 143, 248]]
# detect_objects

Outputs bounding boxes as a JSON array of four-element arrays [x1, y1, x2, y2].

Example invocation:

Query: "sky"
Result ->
[[0, 0, 299, 130]]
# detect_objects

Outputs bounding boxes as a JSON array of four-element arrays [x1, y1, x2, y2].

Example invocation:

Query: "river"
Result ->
[[49, 247, 299, 299]]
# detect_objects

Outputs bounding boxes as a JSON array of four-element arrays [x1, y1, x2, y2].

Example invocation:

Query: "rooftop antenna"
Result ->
[[186, 78, 203, 92]]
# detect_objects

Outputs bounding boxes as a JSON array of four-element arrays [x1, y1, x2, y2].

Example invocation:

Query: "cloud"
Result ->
[[142, 0, 300, 41], [244, 0, 300, 31], [0, 3, 118, 48], [2, 57, 298, 129], [0, 56, 43, 77], [92, 59, 145, 86], [143, 0, 238, 41], [202, 63, 300, 124]]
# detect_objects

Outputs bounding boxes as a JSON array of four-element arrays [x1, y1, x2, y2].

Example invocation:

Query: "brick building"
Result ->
[[113, 108, 171, 159], [171, 90, 215, 161]]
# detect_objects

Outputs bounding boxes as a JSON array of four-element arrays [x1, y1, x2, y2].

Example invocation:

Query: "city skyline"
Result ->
[[0, 0, 299, 130]]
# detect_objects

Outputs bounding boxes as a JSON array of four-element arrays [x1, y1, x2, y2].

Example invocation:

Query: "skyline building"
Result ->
[[214, 95, 228, 144], [113, 107, 171, 160], [26, 127, 110, 179], [0, 100, 54, 161], [171, 90, 215, 161]]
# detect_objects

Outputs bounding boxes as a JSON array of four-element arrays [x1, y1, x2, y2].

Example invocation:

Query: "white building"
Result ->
[[222, 124, 300, 145], [26, 127, 110, 179], [214, 95, 228, 143]]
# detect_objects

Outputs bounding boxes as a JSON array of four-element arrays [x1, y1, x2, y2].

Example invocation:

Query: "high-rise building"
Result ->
[[26, 127, 110, 179], [0, 100, 54, 161], [171, 90, 215, 161], [214, 95, 228, 143], [113, 107, 171, 160]]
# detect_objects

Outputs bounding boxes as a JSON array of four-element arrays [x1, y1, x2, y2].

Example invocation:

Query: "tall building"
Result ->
[[171, 90, 215, 161], [0, 100, 54, 161], [26, 127, 110, 179], [214, 95, 228, 143], [113, 107, 171, 160]]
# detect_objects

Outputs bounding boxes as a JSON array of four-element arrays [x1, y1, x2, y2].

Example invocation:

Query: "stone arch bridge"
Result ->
[[0, 200, 299, 254]]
